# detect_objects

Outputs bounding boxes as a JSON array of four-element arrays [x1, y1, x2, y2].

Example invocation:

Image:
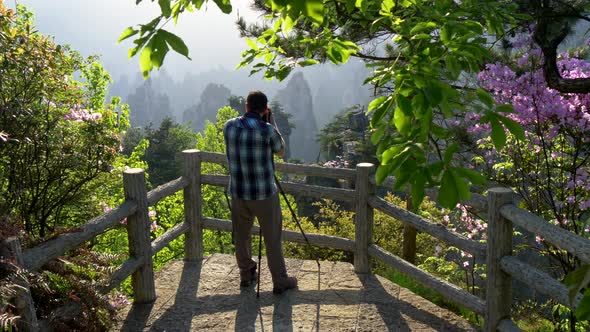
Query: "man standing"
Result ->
[[223, 91, 297, 294]]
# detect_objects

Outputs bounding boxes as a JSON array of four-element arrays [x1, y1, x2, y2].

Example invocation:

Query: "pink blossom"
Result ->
[[100, 202, 112, 213], [434, 245, 442, 258], [107, 291, 131, 309], [150, 220, 159, 232], [580, 200, 590, 210], [63, 105, 102, 123]]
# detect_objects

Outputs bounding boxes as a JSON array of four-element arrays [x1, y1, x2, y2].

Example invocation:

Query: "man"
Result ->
[[223, 91, 297, 294]]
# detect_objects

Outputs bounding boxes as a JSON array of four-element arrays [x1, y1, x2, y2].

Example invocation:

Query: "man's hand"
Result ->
[[262, 108, 272, 123]]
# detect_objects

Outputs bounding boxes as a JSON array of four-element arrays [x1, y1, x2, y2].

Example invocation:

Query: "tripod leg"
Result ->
[[257, 228, 262, 298]]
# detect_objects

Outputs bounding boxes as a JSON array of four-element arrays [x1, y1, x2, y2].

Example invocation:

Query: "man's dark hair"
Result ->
[[246, 91, 268, 114]]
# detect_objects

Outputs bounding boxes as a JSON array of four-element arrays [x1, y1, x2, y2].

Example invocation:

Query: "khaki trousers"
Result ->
[[231, 193, 288, 284]]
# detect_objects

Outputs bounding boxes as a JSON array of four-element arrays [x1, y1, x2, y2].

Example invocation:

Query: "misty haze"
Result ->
[[12, 0, 373, 163]]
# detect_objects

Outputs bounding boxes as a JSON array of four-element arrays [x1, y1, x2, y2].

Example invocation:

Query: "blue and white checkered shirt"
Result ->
[[223, 112, 284, 200]]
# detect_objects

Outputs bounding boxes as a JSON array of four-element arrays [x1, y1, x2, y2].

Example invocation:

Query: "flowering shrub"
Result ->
[[454, 29, 590, 329]]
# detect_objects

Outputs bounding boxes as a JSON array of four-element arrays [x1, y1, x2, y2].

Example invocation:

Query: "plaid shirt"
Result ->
[[223, 112, 284, 200]]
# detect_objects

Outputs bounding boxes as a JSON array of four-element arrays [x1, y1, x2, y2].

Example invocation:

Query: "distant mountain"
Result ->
[[304, 60, 373, 130], [182, 83, 232, 132], [126, 78, 173, 128], [274, 72, 319, 162]]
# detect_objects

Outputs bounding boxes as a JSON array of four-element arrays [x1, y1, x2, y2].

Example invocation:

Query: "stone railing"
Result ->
[[14, 150, 590, 331]]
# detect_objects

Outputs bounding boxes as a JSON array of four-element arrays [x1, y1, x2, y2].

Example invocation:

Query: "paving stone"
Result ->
[[112, 254, 480, 331]]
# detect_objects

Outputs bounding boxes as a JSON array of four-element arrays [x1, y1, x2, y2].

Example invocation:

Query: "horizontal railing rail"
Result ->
[[491, 202, 589, 317], [500, 204, 590, 264], [368, 196, 486, 258], [22, 200, 138, 271]]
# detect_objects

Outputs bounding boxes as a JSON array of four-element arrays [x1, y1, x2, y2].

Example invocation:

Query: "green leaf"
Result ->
[[191, 0, 206, 10], [369, 96, 393, 127], [419, 108, 432, 141], [490, 116, 506, 151], [375, 164, 392, 184], [438, 170, 458, 208], [424, 82, 443, 107], [118, 27, 138, 43], [305, 0, 324, 25], [496, 104, 514, 113], [476, 88, 495, 108], [394, 95, 412, 136], [446, 55, 461, 80], [497, 115, 525, 140], [368, 96, 387, 112], [380, 0, 395, 15], [427, 161, 444, 181], [139, 43, 154, 78], [431, 124, 449, 139], [454, 167, 486, 185], [382, 145, 405, 165], [245, 38, 259, 51], [282, 15, 295, 33], [393, 159, 415, 190], [128, 47, 140, 58], [410, 22, 437, 35], [150, 32, 169, 69], [212, 0, 232, 13], [298, 59, 318, 67], [275, 65, 292, 81], [444, 143, 458, 164], [160, 30, 191, 59], [412, 93, 427, 117], [453, 169, 471, 201], [565, 264, 590, 309], [158, 0, 172, 17], [411, 173, 427, 210], [327, 44, 344, 63], [440, 23, 452, 44], [370, 126, 385, 145], [576, 290, 590, 321]]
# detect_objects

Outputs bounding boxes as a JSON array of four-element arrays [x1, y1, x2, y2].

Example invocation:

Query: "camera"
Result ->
[[262, 109, 272, 123]]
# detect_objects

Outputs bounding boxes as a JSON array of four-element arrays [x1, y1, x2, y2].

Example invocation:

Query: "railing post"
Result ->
[[354, 162, 375, 273], [2, 237, 39, 331], [123, 168, 156, 303], [182, 149, 203, 261], [485, 187, 514, 331], [402, 189, 417, 264]]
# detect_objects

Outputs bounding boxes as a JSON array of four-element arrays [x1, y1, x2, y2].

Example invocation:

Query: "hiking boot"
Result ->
[[272, 276, 298, 294], [240, 265, 257, 287]]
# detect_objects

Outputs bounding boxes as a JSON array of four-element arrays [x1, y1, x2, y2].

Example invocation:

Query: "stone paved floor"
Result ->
[[112, 254, 479, 331]]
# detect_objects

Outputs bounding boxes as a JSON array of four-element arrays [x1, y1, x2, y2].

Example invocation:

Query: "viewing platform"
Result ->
[[15, 150, 587, 331], [112, 254, 476, 331]]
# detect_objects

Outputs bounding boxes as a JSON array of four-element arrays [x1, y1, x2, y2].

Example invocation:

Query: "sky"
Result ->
[[10, 0, 260, 80]]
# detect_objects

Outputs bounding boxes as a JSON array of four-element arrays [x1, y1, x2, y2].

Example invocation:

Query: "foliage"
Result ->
[[129, 0, 528, 209], [143, 117, 197, 186], [28, 249, 123, 331], [317, 104, 375, 164], [461, 32, 590, 329], [195, 106, 237, 254], [0, 3, 129, 238], [284, 193, 461, 277]]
